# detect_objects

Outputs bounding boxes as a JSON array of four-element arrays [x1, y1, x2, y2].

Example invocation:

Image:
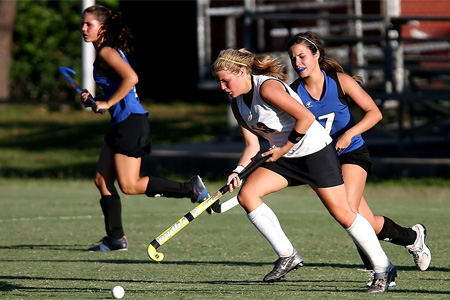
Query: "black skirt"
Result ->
[[105, 114, 151, 158], [338, 143, 372, 174], [262, 143, 344, 188]]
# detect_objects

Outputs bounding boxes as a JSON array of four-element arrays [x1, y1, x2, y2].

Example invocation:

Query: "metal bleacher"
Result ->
[[196, 0, 450, 158]]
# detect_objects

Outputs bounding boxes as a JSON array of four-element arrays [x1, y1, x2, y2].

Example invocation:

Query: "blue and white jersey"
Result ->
[[235, 75, 332, 158], [94, 48, 148, 126], [291, 70, 364, 155]]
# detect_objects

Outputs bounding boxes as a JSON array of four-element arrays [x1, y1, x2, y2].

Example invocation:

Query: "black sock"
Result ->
[[145, 177, 191, 198], [99, 195, 124, 239], [377, 216, 417, 247], [355, 242, 373, 270]]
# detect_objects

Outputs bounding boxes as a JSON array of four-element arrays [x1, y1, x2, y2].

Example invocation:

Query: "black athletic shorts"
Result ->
[[262, 143, 344, 188], [105, 114, 151, 158], [338, 143, 372, 173]]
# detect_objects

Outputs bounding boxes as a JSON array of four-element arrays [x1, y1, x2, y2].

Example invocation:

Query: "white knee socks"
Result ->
[[247, 203, 294, 257], [346, 213, 391, 273]]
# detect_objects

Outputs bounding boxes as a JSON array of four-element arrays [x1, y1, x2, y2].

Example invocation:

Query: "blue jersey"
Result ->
[[290, 70, 364, 155], [93, 48, 148, 126]]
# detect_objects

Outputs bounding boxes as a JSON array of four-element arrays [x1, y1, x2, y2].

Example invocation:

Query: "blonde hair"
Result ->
[[212, 48, 288, 81]]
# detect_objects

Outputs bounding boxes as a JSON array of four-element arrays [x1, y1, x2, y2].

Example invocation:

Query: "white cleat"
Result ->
[[406, 224, 431, 271]]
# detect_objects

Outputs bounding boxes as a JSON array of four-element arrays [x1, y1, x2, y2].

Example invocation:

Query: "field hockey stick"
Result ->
[[210, 195, 239, 213], [58, 66, 105, 114], [147, 155, 270, 262]]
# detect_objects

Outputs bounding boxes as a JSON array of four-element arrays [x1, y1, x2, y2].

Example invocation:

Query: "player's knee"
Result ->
[[94, 174, 104, 189], [331, 210, 356, 228], [237, 187, 259, 205], [119, 184, 138, 195], [237, 188, 251, 202]]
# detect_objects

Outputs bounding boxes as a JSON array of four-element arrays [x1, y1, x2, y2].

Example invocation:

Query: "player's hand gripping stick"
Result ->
[[58, 67, 106, 114], [147, 155, 270, 262]]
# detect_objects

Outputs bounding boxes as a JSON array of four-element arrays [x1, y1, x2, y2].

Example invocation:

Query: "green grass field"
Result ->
[[1, 103, 449, 298], [1, 179, 449, 299]]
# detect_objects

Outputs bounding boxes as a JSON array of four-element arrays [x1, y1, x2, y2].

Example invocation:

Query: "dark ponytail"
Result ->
[[83, 5, 134, 55]]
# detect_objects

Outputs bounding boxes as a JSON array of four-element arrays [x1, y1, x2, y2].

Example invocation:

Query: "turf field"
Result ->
[[0, 178, 449, 299]]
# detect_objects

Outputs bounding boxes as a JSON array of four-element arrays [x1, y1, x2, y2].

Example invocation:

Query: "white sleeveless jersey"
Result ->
[[236, 75, 332, 158]]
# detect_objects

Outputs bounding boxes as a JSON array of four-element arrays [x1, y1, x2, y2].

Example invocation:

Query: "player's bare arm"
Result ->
[[260, 79, 315, 161], [337, 73, 382, 145], [95, 46, 138, 110], [228, 98, 261, 191]]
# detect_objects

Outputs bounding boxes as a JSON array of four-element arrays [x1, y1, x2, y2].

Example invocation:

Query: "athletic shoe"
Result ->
[[88, 235, 128, 252], [362, 269, 396, 288], [188, 175, 210, 203], [263, 249, 304, 282], [406, 224, 431, 271], [365, 264, 397, 293]]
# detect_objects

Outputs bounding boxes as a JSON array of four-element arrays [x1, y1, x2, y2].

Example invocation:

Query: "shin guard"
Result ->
[[145, 177, 190, 198], [99, 195, 124, 239]]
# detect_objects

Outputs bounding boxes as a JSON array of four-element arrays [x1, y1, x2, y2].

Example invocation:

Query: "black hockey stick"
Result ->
[[147, 154, 270, 261]]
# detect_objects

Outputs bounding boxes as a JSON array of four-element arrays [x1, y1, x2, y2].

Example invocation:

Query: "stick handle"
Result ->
[[211, 155, 270, 213], [58, 66, 105, 114], [238, 154, 270, 180], [217, 154, 270, 194]]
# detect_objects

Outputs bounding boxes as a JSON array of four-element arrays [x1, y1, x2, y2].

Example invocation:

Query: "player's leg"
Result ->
[[376, 215, 431, 271], [341, 164, 384, 230], [113, 153, 209, 203], [312, 185, 396, 292], [111, 112, 210, 203], [89, 142, 128, 251], [343, 164, 431, 271], [358, 198, 431, 273], [341, 164, 383, 271], [239, 168, 303, 282], [114, 153, 148, 194]]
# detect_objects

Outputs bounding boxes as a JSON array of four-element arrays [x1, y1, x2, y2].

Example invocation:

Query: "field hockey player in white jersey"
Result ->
[[80, 5, 210, 252], [212, 48, 396, 293], [287, 32, 431, 284]]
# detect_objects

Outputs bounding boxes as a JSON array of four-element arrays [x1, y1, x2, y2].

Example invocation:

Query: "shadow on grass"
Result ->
[[1, 275, 449, 296], [0, 109, 229, 179], [1, 244, 449, 274]]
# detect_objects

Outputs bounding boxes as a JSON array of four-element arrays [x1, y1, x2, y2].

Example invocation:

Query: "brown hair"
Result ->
[[287, 31, 363, 83], [83, 5, 134, 55]]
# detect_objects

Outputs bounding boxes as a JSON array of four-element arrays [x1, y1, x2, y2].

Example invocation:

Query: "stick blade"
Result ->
[[58, 66, 76, 75], [147, 242, 164, 262], [220, 196, 239, 213]]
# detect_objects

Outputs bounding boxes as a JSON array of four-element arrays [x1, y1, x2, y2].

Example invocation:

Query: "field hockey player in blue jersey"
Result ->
[[212, 48, 396, 293], [287, 31, 431, 285], [80, 5, 210, 252]]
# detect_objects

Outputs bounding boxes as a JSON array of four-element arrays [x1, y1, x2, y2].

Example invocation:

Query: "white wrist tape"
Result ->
[[232, 165, 246, 174]]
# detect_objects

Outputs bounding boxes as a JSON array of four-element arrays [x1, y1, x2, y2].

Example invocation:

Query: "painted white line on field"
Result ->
[[0, 213, 186, 223], [0, 207, 328, 223], [0, 215, 97, 223]]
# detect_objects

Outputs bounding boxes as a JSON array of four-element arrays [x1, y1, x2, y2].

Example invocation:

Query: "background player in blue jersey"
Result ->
[[287, 32, 431, 279], [80, 5, 209, 252]]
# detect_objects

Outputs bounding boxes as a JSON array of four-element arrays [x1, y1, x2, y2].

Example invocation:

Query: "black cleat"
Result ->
[[88, 235, 128, 252]]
